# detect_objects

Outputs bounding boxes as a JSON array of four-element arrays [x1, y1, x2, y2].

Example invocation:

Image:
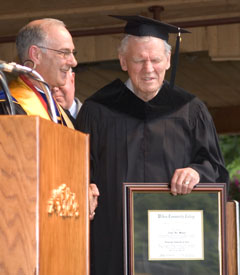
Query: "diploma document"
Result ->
[[148, 210, 204, 260]]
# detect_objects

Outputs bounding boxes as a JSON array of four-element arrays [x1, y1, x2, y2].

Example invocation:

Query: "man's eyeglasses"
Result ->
[[37, 45, 77, 59]]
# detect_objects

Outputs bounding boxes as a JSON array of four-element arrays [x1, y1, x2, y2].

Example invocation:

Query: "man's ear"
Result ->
[[166, 53, 171, 70], [119, 54, 128, 71], [28, 45, 41, 64]]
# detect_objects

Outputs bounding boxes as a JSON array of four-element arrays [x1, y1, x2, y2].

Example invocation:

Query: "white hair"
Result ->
[[118, 34, 172, 57]]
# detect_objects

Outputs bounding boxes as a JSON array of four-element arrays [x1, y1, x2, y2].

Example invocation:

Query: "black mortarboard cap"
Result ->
[[109, 15, 190, 89]]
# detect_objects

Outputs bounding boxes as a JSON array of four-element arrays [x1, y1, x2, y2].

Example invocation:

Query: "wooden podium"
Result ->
[[0, 116, 90, 275]]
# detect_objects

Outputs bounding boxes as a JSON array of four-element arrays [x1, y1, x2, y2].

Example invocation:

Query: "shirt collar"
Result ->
[[124, 78, 163, 95]]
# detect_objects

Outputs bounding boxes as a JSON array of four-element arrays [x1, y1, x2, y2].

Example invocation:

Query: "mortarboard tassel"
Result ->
[[170, 28, 181, 90]]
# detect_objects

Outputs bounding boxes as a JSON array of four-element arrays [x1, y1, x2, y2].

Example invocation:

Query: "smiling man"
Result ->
[[0, 18, 99, 220], [1, 18, 77, 127]]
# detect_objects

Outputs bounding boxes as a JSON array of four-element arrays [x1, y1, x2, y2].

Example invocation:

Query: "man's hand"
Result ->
[[170, 167, 200, 196], [89, 184, 100, 220]]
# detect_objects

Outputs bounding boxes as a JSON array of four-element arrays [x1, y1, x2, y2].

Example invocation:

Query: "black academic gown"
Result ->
[[75, 79, 229, 275]]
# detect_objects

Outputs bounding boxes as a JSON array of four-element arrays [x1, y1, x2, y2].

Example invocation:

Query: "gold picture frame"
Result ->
[[123, 183, 227, 275]]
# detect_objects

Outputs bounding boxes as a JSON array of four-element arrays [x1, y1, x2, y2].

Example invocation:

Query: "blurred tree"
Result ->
[[219, 135, 240, 201]]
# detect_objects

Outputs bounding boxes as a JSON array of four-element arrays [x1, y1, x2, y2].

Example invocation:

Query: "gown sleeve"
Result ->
[[75, 101, 99, 183], [188, 99, 229, 185]]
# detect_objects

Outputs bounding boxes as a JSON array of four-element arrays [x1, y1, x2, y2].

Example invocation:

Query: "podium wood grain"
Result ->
[[0, 116, 89, 275]]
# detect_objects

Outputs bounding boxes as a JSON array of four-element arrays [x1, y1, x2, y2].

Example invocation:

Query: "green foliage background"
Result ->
[[219, 135, 240, 201]]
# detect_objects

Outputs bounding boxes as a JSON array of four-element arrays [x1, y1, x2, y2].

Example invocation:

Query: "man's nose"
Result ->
[[68, 53, 78, 68], [52, 87, 59, 93], [143, 60, 154, 72]]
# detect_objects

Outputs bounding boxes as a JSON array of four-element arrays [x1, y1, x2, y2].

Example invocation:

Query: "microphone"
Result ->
[[0, 70, 16, 115], [0, 60, 58, 123], [0, 60, 32, 74]]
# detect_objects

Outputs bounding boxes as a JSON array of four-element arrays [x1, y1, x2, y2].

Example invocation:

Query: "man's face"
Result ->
[[52, 71, 75, 110], [119, 36, 171, 101], [36, 25, 77, 89]]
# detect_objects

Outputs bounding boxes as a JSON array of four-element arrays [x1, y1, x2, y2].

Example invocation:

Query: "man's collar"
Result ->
[[35, 86, 44, 94], [124, 78, 135, 93], [124, 78, 163, 97]]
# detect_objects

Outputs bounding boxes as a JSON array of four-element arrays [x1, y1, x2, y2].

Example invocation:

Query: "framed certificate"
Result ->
[[123, 183, 227, 275]]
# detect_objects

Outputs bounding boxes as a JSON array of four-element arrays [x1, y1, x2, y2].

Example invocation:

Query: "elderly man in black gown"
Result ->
[[75, 15, 229, 275]]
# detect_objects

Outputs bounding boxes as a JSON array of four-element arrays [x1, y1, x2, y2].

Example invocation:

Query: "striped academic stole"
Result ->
[[9, 75, 74, 128]]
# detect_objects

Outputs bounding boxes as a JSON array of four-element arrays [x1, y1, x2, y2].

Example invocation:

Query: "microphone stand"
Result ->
[[0, 71, 15, 115], [0, 63, 58, 123]]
